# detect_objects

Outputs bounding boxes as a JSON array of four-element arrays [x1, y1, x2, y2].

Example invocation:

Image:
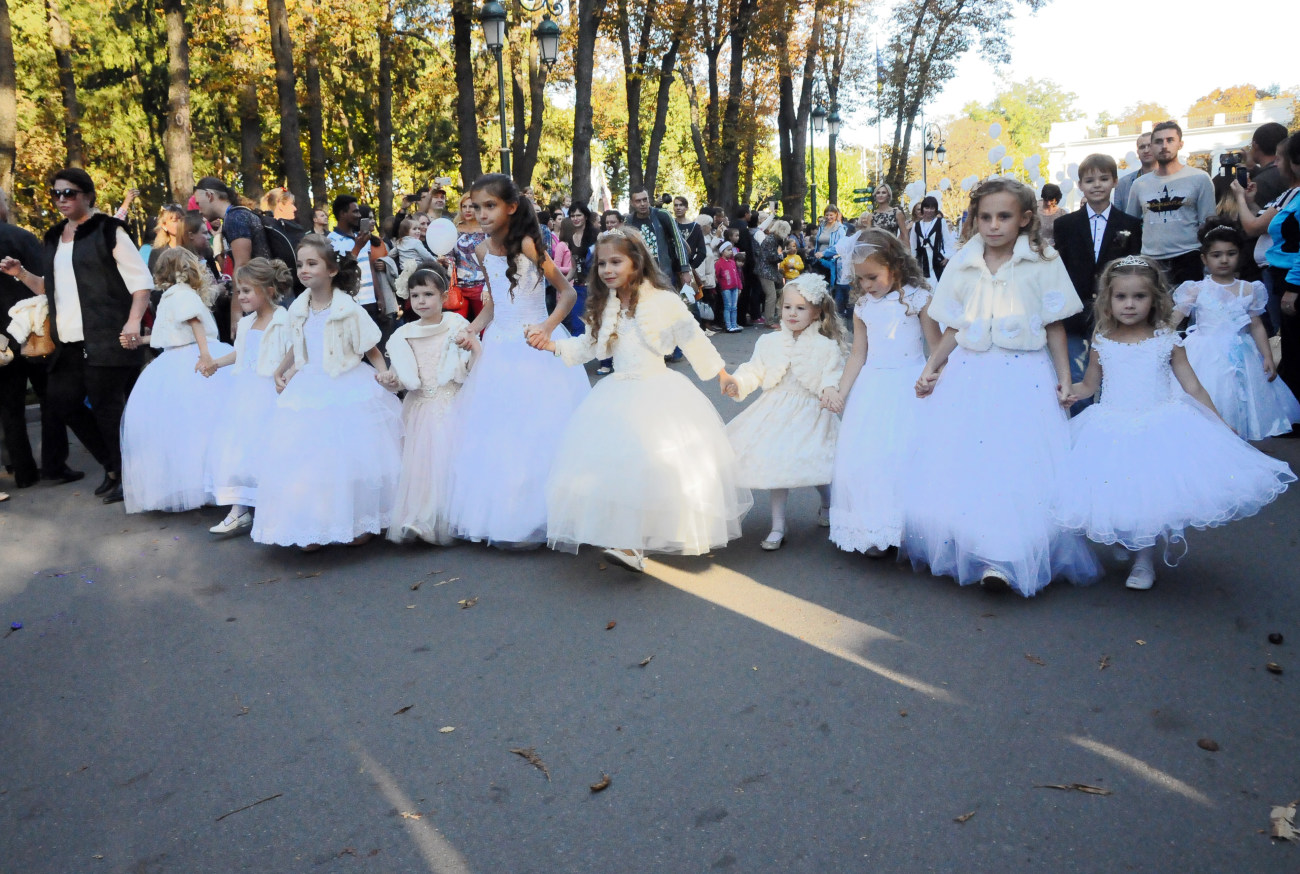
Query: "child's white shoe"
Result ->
[[603, 548, 644, 572], [210, 511, 252, 535], [980, 568, 1011, 593], [1125, 556, 1156, 590], [760, 530, 785, 551], [817, 506, 831, 527]]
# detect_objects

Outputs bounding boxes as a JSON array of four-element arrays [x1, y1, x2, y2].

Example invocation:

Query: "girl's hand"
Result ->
[[375, 369, 400, 391], [718, 370, 739, 397], [454, 329, 476, 350], [915, 367, 940, 398], [195, 355, 216, 377], [820, 387, 844, 413], [526, 332, 556, 353], [0, 256, 22, 277], [1264, 356, 1278, 381], [1057, 383, 1076, 408], [275, 367, 296, 393]]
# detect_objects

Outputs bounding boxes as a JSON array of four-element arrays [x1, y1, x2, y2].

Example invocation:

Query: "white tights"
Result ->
[[768, 485, 831, 537]]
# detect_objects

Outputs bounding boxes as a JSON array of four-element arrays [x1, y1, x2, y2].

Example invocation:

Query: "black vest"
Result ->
[[43, 213, 145, 368]]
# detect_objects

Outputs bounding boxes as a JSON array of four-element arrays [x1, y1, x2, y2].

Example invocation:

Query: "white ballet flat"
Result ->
[[1125, 564, 1156, 590], [210, 511, 252, 535], [980, 568, 1011, 593], [817, 506, 831, 528], [760, 531, 785, 551], [603, 548, 645, 572]]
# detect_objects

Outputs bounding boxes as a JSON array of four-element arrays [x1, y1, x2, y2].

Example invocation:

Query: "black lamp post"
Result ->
[[921, 122, 945, 193], [810, 102, 826, 223], [479, 0, 564, 178]]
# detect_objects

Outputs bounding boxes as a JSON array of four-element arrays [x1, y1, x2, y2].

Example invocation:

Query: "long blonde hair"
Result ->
[[843, 228, 929, 312], [584, 229, 670, 345], [782, 273, 848, 352], [152, 246, 216, 307], [961, 177, 1053, 257], [1093, 255, 1174, 336]]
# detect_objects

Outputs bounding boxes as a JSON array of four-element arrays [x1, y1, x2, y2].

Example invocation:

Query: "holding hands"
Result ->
[[275, 366, 297, 394], [524, 324, 555, 353], [195, 355, 216, 377], [820, 387, 844, 414], [454, 328, 477, 351], [375, 369, 401, 391], [914, 365, 940, 398], [719, 370, 739, 398]]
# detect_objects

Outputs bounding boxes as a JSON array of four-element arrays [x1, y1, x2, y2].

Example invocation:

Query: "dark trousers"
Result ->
[[1271, 267, 1300, 400], [0, 354, 43, 481], [44, 344, 134, 475], [1155, 251, 1203, 286]]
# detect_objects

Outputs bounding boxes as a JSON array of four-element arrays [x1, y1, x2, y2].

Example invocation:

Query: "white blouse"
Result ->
[[52, 226, 153, 343]]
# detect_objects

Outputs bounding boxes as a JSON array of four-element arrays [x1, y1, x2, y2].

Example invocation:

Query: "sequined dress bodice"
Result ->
[[484, 253, 547, 343], [1094, 331, 1180, 412]]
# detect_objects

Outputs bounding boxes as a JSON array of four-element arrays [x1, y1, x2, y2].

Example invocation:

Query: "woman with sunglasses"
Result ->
[[0, 168, 153, 504]]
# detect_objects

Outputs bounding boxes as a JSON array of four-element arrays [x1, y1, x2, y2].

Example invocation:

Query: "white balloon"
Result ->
[[1031, 174, 1043, 188], [988, 144, 1006, 164], [906, 181, 926, 201], [1055, 171, 1066, 182], [1001, 156, 1014, 170], [988, 122, 1003, 139], [425, 217, 459, 257], [1024, 154, 1041, 168], [1067, 162, 1079, 181], [939, 178, 952, 190], [961, 175, 978, 192], [927, 190, 942, 201], [1124, 150, 1138, 166], [1060, 179, 1074, 195]]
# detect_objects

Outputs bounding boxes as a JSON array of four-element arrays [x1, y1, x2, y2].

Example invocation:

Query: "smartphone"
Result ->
[[1236, 167, 1249, 187]]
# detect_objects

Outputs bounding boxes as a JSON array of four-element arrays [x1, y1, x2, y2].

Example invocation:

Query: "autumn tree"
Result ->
[[1186, 84, 1262, 120], [0, 0, 16, 192], [162, 0, 193, 204], [568, 0, 606, 205], [772, 0, 827, 223]]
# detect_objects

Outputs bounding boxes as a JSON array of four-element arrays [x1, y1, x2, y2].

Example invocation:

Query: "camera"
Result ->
[[1218, 152, 1243, 168]]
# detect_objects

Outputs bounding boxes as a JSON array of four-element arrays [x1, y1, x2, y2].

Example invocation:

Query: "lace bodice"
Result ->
[[1094, 331, 1180, 412], [484, 252, 547, 343], [302, 308, 327, 366], [1174, 279, 1267, 335], [855, 286, 930, 369], [407, 334, 456, 398]]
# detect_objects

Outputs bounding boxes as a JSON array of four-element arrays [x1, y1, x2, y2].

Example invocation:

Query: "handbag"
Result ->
[[696, 300, 715, 322], [444, 262, 466, 312], [0, 336, 12, 366], [21, 315, 55, 358]]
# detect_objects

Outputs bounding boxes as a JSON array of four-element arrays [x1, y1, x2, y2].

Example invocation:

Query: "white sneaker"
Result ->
[[760, 530, 785, 551], [603, 548, 644, 572], [210, 511, 252, 535]]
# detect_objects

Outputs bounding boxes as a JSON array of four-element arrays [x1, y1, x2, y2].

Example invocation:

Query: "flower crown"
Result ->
[[785, 273, 831, 306]]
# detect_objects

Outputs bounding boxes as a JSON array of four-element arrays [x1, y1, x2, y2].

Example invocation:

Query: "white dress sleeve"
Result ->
[[730, 344, 767, 402], [1247, 281, 1268, 317], [670, 307, 726, 380], [1172, 281, 1199, 317]]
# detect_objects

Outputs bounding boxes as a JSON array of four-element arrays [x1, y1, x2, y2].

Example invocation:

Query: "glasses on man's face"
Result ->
[[50, 188, 83, 201]]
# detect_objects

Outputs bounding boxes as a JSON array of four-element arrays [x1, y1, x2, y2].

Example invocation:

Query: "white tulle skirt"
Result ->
[[205, 367, 279, 507], [445, 328, 589, 546], [547, 369, 753, 554], [388, 384, 461, 546], [1056, 393, 1294, 551], [251, 361, 403, 547], [1184, 328, 1300, 440], [830, 364, 922, 552], [726, 374, 838, 489], [122, 342, 234, 513], [901, 347, 1101, 595]]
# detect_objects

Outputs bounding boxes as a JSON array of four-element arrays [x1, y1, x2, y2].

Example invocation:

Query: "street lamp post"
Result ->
[[479, 0, 563, 179], [810, 102, 826, 225], [826, 105, 841, 204], [921, 122, 946, 193]]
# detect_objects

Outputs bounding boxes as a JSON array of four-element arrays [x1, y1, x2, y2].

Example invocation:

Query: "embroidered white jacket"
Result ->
[[151, 283, 218, 349], [287, 288, 382, 377], [233, 308, 292, 376], [731, 325, 845, 402], [386, 313, 473, 391], [554, 283, 725, 380]]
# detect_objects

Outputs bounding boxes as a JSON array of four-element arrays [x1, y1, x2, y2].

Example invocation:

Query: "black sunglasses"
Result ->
[[50, 188, 83, 200]]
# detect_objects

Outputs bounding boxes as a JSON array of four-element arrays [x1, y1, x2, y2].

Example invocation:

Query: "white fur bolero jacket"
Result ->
[[287, 288, 382, 377], [232, 307, 292, 377], [386, 312, 473, 391], [731, 325, 844, 402]]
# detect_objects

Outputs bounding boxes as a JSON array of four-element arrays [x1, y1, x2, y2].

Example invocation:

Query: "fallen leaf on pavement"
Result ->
[[394, 705, 414, 715], [433, 576, 460, 587], [590, 773, 611, 792], [295, 571, 322, 579], [1035, 783, 1112, 796], [606, 621, 616, 630], [598, 563, 607, 571], [400, 811, 423, 820], [953, 811, 975, 823], [1271, 804, 1297, 840], [899, 710, 908, 717], [1098, 655, 1111, 671], [639, 654, 654, 667], [458, 597, 478, 609], [509, 747, 551, 781], [1266, 662, 1283, 674], [439, 726, 455, 734], [410, 580, 424, 591], [1197, 738, 1219, 752], [1136, 640, 1146, 646], [1025, 653, 1046, 666]]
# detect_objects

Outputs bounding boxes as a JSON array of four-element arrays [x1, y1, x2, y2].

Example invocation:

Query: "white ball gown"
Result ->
[[444, 252, 589, 547], [1175, 278, 1300, 440], [545, 286, 752, 555], [122, 284, 233, 513], [1056, 330, 1294, 550], [830, 287, 930, 553], [251, 307, 402, 546], [204, 314, 290, 508], [901, 345, 1101, 596], [387, 316, 472, 545], [725, 326, 842, 490]]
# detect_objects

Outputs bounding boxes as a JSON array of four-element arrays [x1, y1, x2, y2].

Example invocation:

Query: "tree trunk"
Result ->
[[302, 0, 326, 206], [161, 0, 193, 205], [451, 0, 482, 188], [680, 63, 717, 204], [266, 0, 309, 222], [615, 0, 653, 194], [510, 13, 545, 188], [46, 0, 82, 168], [0, 0, 17, 194], [376, 7, 394, 219], [238, 81, 261, 197], [569, 0, 605, 207], [717, 0, 757, 211], [776, 0, 825, 224], [643, 1, 690, 196]]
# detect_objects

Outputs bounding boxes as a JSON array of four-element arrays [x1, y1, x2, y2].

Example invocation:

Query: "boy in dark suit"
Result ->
[[1054, 153, 1143, 410]]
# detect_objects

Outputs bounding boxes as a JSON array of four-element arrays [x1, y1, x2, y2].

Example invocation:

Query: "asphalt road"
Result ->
[[2, 327, 1299, 874]]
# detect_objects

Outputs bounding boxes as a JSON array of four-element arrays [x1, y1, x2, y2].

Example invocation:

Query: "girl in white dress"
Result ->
[[122, 248, 233, 513], [380, 267, 480, 545], [445, 173, 589, 548], [200, 258, 294, 535], [251, 235, 403, 550], [527, 228, 751, 572], [904, 178, 1101, 596], [1058, 255, 1294, 589], [722, 273, 845, 550], [1171, 222, 1300, 440], [823, 230, 940, 556]]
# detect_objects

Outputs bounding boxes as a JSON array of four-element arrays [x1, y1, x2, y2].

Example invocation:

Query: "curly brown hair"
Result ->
[[960, 177, 1053, 258], [296, 234, 361, 295], [152, 246, 216, 307], [1093, 255, 1175, 336], [583, 229, 671, 346], [845, 228, 929, 312]]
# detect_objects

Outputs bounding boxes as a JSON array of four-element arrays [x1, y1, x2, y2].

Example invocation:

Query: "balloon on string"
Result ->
[[988, 122, 1002, 139], [905, 180, 926, 201], [425, 218, 459, 256], [1067, 162, 1079, 181], [939, 178, 952, 191], [1124, 151, 1138, 166], [928, 190, 942, 201], [988, 144, 1007, 164], [1055, 171, 1066, 182], [1024, 154, 1041, 169], [1060, 179, 1074, 195], [961, 175, 979, 192], [1001, 156, 1014, 170]]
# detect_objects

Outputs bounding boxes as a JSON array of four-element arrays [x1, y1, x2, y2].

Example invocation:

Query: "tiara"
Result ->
[[1114, 255, 1149, 268]]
